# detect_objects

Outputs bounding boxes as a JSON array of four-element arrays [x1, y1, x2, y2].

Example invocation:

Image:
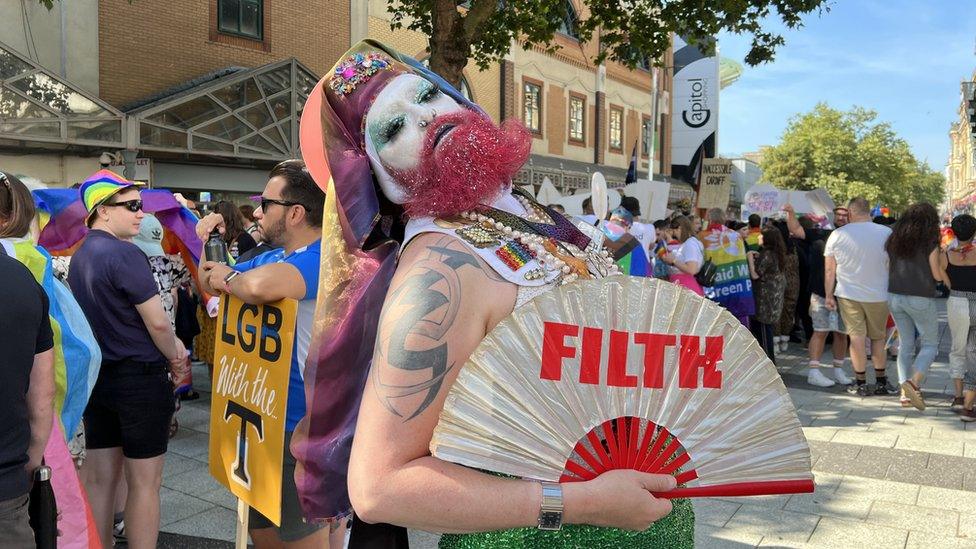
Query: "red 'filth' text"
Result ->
[[540, 321, 724, 389]]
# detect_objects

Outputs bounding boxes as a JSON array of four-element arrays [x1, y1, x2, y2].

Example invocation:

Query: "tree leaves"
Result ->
[[386, 0, 829, 87], [761, 103, 945, 213]]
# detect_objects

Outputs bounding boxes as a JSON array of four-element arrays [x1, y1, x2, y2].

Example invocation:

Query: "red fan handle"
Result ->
[[652, 479, 815, 499]]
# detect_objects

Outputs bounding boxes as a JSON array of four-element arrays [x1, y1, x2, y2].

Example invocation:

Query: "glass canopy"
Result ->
[[129, 58, 318, 160], [0, 40, 124, 146]]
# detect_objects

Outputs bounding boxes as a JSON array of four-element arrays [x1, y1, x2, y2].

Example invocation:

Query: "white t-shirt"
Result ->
[[824, 221, 892, 302], [630, 222, 656, 255], [669, 237, 704, 276]]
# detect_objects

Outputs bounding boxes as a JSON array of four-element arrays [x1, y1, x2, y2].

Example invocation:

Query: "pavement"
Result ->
[[156, 308, 976, 548]]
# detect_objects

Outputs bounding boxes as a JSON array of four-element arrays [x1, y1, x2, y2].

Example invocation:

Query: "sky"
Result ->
[[717, 0, 976, 169]]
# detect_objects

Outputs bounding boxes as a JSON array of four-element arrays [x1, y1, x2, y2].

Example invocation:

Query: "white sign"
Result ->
[[671, 35, 719, 168], [591, 172, 608, 220], [624, 179, 671, 222], [536, 178, 562, 205], [697, 158, 732, 210], [744, 184, 785, 216]]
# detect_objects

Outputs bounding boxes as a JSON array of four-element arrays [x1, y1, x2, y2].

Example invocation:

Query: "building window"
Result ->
[[218, 0, 263, 40], [609, 106, 623, 151], [641, 115, 652, 157], [569, 93, 585, 143], [558, 0, 580, 39], [523, 79, 543, 135]]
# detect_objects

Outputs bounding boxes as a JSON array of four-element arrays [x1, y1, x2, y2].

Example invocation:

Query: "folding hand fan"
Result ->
[[430, 277, 814, 498]]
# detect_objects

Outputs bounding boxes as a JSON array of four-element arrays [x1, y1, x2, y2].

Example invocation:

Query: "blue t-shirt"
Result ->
[[68, 230, 165, 363], [234, 240, 321, 432]]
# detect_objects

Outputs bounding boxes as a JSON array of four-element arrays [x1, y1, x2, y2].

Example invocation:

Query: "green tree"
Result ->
[[387, 0, 829, 88], [761, 103, 944, 213]]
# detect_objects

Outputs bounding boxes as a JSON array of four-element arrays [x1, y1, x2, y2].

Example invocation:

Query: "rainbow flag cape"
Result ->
[[33, 170, 203, 267], [44, 418, 100, 549], [699, 225, 755, 319], [0, 239, 101, 438]]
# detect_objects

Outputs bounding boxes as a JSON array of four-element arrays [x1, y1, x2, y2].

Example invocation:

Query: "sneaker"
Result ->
[[900, 381, 925, 411], [953, 396, 965, 410], [873, 382, 896, 396], [807, 369, 836, 387], [113, 518, 126, 542], [831, 368, 854, 385], [961, 409, 976, 422], [847, 384, 870, 396]]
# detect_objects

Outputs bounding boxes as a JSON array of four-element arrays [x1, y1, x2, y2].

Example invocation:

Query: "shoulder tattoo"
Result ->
[[372, 236, 497, 420]]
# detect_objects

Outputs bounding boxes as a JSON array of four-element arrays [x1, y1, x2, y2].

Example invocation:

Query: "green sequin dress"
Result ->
[[438, 498, 694, 548]]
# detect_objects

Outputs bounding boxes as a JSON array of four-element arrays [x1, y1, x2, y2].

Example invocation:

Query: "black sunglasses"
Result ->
[[104, 199, 143, 213], [258, 197, 309, 212]]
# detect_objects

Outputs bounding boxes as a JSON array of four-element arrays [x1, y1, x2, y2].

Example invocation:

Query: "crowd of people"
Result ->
[[2, 36, 975, 549], [599, 193, 976, 419]]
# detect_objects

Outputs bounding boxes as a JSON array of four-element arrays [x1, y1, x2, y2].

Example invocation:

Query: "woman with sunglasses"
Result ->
[[213, 201, 257, 260], [67, 177, 188, 549]]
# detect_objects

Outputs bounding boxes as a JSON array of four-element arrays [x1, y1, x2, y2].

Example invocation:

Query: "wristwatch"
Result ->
[[537, 482, 564, 530], [223, 270, 241, 289]]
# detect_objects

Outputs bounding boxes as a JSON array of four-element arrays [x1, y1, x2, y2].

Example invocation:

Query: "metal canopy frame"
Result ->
[[127, 58, 318, 161], [0, 40, 125, 148]]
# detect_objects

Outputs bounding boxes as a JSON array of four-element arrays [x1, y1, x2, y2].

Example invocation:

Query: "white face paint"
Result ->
[[364, 74, 464, 203]]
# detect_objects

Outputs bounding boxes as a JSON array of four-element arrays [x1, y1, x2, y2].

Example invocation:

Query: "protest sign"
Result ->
[[209, 295, 297, 526], [697, 158, 733, 210], [744, 184, 784, 216]]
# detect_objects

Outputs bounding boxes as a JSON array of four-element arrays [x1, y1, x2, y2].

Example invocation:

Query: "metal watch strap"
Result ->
[[537, 482, 563, 531], [223, 270, 241, 285]]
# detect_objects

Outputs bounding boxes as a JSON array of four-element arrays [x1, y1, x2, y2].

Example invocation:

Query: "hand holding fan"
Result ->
[[430, 277, 814, 498]]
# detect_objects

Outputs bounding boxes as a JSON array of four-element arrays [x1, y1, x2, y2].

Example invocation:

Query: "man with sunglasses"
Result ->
[[67, 176, 188, 549], [197, 159, 331, 548]]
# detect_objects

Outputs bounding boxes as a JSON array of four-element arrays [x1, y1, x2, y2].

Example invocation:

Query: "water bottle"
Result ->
[[29, 466, 56, 549], [828, 309, 838, 327], [204, 228, 227, 264]]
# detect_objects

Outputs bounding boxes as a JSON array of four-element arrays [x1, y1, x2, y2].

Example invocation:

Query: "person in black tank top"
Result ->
[[885, 203, 943, 411], [941, 214, 976, 420]]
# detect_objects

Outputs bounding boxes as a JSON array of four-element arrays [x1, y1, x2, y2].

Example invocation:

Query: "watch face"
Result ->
[[538, 511, 562, 530]]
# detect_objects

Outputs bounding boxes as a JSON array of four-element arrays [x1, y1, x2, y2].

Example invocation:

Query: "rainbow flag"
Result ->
[[0, 238, 101, 439], [699, 225, 755, 319]]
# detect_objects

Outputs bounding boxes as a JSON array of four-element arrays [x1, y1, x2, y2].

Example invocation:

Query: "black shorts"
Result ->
[[248, 431, 328, 541], [84, 360, 175, 459]]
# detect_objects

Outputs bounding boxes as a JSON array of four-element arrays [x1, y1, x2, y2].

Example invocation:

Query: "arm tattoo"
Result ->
[[373, 236, 498, 420]]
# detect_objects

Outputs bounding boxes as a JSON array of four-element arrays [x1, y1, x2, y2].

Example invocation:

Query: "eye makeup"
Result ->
[[416, 80, 440, 103]]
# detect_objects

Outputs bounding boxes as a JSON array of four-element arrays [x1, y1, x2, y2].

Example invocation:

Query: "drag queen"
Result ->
[[292, 40, 694, 548]]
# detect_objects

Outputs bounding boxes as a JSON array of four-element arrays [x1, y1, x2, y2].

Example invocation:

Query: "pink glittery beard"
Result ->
[[393, 110, 532, 218]]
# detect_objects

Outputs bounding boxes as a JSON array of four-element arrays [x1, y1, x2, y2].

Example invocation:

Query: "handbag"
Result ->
[[935, 280, 950, 299], [695, 258, 717, 287]]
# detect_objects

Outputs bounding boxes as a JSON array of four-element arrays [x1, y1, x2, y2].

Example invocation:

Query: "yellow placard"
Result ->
[[209, 295, 297, 526]]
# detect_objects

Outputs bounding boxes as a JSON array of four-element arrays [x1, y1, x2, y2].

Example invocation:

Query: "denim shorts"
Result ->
[[83, 360, 175, 459], [810, 294, 845, 333]]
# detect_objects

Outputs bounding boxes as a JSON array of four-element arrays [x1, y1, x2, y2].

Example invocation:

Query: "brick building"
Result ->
[[947, 73, 976, 213], [0, 0, 350, 196], [1, 0, 680, 207]]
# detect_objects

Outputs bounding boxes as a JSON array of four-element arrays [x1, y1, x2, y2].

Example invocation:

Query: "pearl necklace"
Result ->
[[459, 205, 619, 286]]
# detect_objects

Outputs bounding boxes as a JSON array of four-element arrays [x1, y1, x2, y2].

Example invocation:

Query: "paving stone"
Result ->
[[197, 486, 239, 511], [896, 435, 965, 456], [856, 445, 930, 471], [966, 442, 976, 458], [784, 490, 874, 520], [958, 513, 976, 539], [167, 429, 212, 460], [693, 498, 741, 527], [163, 452, 207, 479], [964, 472, 976, 492], [176, 404, 213, 432], [867, 501, 960, 535], [811, 471, 845, 494], [927, 454, 976, 472], [408, 530, 441, 548], [722, 505, 820, 545], [802, 426, 839, 442], [815, 451, 891, 479], [716, 494, 791, 510], [166, 465, 226, 498], [917, 485, 976, 513], [693, 523, 764, 548], [867, 422, 933, 439], [906, 531, 976, 549], [831, 429, 897, 448], [162, 506, 237, 543], [160, 487, 216, 527], [806, 516, 908, 548], [886, 464, 965, 490], [836, 477, 919, 505]]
